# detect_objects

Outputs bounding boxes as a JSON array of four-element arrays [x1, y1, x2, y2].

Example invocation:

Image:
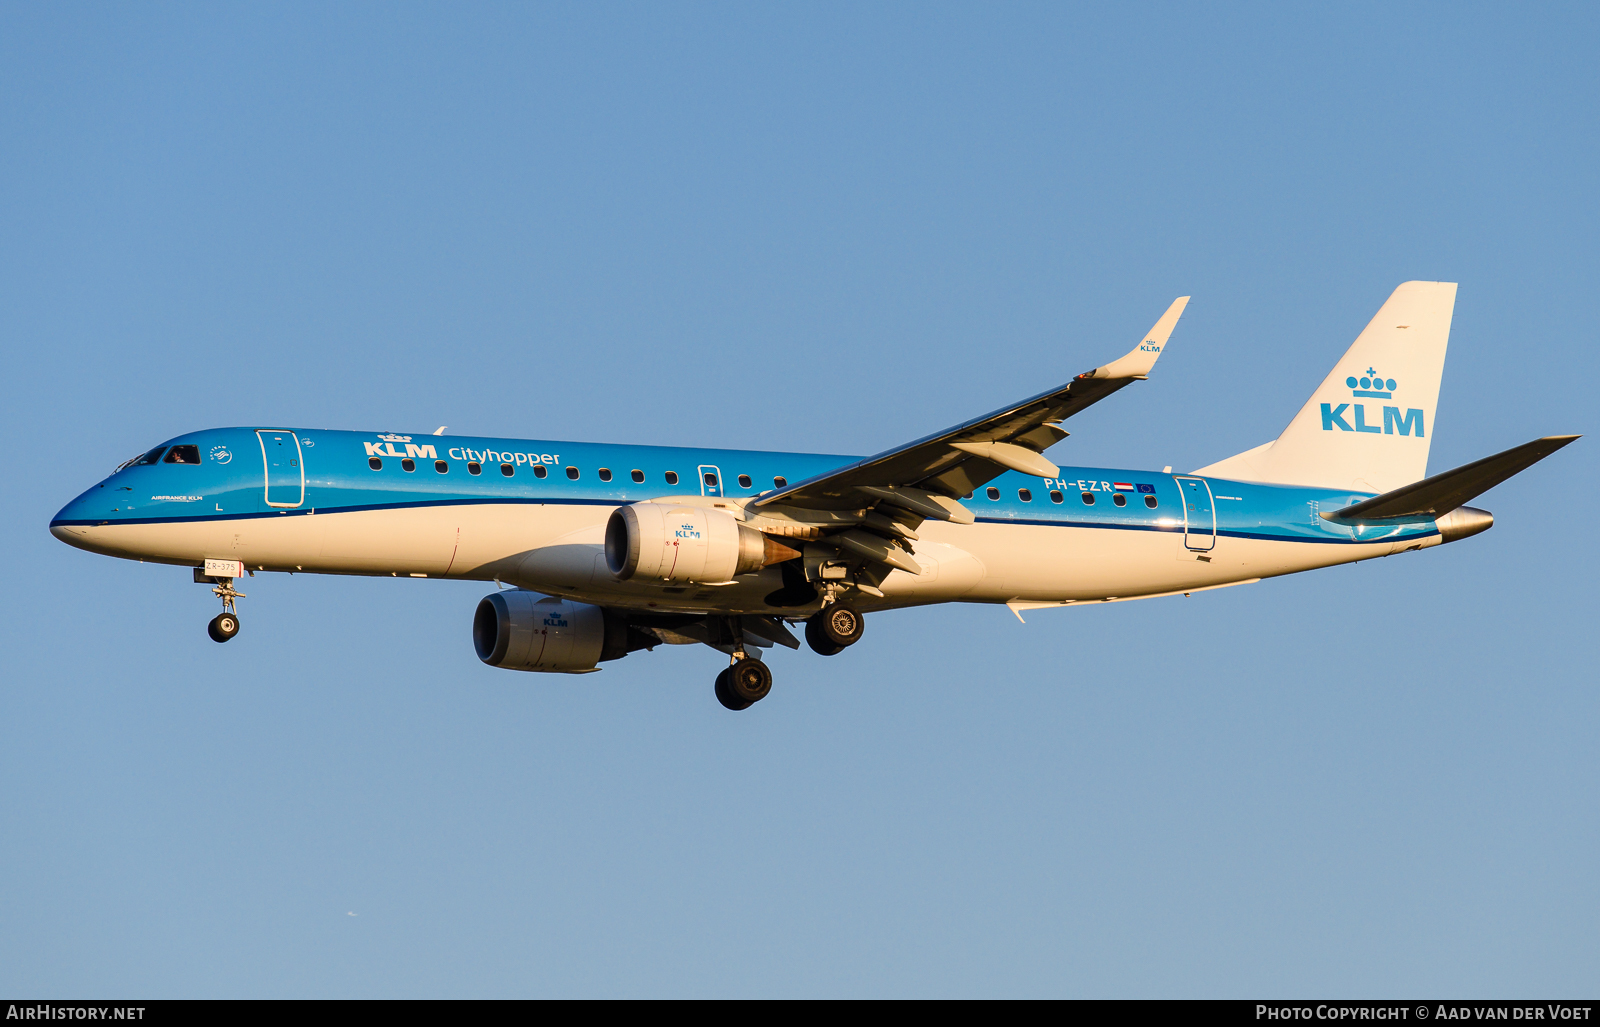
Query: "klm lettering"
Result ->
[[364, 442, 439, 458], [1319, 403, 1424, 437]]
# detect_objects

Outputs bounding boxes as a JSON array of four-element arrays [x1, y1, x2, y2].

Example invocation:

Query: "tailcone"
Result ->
[[1435, 506, 1493, 544]]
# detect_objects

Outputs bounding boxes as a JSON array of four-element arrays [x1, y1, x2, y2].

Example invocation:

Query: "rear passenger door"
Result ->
[[1174, 475, 1215, 551]]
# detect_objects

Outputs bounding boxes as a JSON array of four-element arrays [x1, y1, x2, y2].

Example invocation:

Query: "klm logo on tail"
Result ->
[[1321, 367, 1424, 437]]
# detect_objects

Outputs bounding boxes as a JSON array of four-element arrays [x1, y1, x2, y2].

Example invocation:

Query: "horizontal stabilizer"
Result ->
[[1324, 435, 1579, 521]]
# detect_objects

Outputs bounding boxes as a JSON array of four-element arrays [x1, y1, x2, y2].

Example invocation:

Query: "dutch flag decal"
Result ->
[[1113, 482, 1135, 492]]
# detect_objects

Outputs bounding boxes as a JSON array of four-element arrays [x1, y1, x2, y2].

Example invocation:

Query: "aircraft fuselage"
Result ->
[[51, 426, 1449, 618]]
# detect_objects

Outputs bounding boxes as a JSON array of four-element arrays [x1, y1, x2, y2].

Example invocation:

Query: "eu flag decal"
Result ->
[[1135, 483, 1156, 494]]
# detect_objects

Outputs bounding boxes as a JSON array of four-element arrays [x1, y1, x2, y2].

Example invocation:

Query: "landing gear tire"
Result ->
[[715, 667, 753, 711], [809, 603, 863, 652], [804, 616, 845, 656], [728, 658, 772, 704], [208, 612, 240, 643]]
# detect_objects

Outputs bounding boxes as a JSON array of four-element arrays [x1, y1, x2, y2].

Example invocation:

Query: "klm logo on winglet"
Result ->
[[1138, 339, 1161, 353], [1321, 369, 1423, 436]]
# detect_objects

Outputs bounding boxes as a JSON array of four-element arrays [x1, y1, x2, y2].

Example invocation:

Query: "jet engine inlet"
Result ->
[[474, 591, 611, 672], [605, 503, 799, 583]]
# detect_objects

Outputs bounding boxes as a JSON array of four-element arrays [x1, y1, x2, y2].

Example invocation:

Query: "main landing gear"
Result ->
[[207, 577, 245, 643], [711, 614, 778, 711], [714, 657, 773, 711], [804, 602, 864, 656], [710, 603, 866, 711]]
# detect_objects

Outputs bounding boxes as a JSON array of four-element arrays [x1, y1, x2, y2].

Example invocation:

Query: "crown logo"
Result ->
[[1346, 367, 1396, 399], [377, 433, 413, 443]]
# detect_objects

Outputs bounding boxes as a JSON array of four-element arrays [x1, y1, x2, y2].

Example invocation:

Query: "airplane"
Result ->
[[50, 282, 1577, 711]]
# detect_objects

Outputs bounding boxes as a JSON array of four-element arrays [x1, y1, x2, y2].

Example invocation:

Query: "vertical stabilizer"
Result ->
[[1193, 281, 1457, 493]]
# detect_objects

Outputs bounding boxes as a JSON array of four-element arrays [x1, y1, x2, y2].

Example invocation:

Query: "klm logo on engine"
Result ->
[[1321, 368, 1424, 437], [675, 523, 702, 540], [363, 433, 438, 459], [542, 614, 569, 628]]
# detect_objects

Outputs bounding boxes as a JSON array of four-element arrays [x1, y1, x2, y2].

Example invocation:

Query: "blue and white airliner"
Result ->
[[51, 282, 1577, 709]]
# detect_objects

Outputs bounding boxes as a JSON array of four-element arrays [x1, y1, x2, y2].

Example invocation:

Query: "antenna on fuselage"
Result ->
[[433, 426, 447, 435]]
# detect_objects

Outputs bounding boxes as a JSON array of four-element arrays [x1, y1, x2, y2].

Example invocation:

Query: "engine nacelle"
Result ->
[[606, 502, 784, 583], [473, 591, 615, 673]]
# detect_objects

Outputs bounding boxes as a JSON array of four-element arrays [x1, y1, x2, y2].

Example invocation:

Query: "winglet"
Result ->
[[1091, 296, 1190, 380]]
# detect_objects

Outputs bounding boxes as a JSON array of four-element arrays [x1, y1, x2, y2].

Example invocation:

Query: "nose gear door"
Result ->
[[257, 430, 305, 508], [1174, 475, 1215, 551]]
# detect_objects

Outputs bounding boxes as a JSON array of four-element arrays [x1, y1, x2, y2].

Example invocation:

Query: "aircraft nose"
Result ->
[[50, 517, 99, 553], [50, 494, 107, 553]]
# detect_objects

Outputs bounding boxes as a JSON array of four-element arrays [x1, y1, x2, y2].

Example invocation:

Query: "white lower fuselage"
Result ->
[[53, 500, 1438, 617]]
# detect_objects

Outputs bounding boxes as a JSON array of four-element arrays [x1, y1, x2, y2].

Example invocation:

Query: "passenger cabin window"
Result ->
[[1081, 492, 1095, 505], [533, 465, 547, 478], [1049, 490, 1063, 503], [631, 469, 644, 483], [135, 447, 168, 466], [501, 463, 514, 476], [665, 471, 679, 485], [737, 474, 751, 489], [1144, 494, 1158, 509], [468, 461, 482, 475], [1113, 493, 1126, 507], [1018, 488, 1032, 502], [401, 458, 416, 472], [369, 457, 383, 470], [598, 468, 613, 482], [986, 487, 1000, 500], [774, 476, 787, 488], [163, 445, 201, 464], [435, 460, 448, 474], [566, 466, 579, 480]]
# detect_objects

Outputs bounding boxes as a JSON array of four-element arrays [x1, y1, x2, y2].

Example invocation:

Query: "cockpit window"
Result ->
[[132, 446, 167, 467], [163, 445, 201, 464]]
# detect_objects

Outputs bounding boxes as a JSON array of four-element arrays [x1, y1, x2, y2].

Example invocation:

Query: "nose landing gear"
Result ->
[[207, 577, 245, 643]]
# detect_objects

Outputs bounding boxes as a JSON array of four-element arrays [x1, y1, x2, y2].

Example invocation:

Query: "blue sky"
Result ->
[[1, 2, 1594, 997]]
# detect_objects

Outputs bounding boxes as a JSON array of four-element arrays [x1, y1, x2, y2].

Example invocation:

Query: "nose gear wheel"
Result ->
[[207, 577, 245, 643]]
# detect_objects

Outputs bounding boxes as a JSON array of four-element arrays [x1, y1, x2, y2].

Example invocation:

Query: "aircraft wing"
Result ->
[[752, 297, 1189, 516]]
